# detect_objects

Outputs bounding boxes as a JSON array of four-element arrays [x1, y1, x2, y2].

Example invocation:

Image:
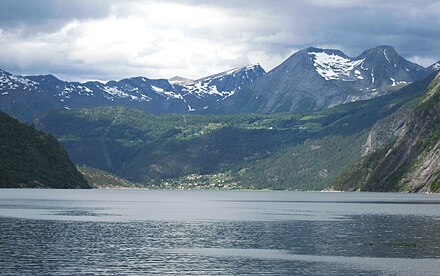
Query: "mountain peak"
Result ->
[[225, 63, 265, 75], [0, 68, 12, 77], [180, 63, 266, 103], [168, 76, 194, 85], [33, 74, 61, 82], [193, 64, 265, 83], [235, 63, 266, 74], [360, 45, 397, 56], [306, 47, 348, 58], [373, 45, 396, 51], [429, 61, 440, 71], [358, 45, 399, 60], [244, 63, 264, 70]]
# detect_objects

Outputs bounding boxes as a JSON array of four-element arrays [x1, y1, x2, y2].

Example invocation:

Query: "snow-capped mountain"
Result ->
[[0, 46, 436, 120], [0, 64, 265, 121], [181, 64, 264, 98], [354, 46, 428, 89], [0, 69, 39, 92], [219, 46, 433, 113], [176, 64, 265, 111], [308, 46, 426, 88], [429, 61, 440, 71]]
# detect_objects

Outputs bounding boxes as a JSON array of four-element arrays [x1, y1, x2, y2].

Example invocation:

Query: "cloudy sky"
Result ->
[[0, 0, 439, 82]]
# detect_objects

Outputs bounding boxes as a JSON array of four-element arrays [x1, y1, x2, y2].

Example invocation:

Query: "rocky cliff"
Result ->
[[334, 72, 440, 192]]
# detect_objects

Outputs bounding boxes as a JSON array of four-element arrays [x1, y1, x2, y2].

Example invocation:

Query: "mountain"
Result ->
[[334, 71, 440, 193], [168, 76, 194, 85], [0, 111, 89, 188], [0, 46, 434, 121], [1, 46, 434, 121], [220, 46, 432, 113], [0, 46, 434, 120], [429, 60, 440, 71], [0, 64, 265, 121], [177, 64, 266, 112], [32, 73, 435, 190]]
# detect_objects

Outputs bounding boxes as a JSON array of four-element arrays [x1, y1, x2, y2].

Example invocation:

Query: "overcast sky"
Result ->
[[0, 0, 439, 82]]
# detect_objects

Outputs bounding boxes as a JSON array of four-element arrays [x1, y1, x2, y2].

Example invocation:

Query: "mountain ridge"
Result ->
[[218, 45, 434, 114], [1, 46, 438, 121], [0, 63, 265, 121]]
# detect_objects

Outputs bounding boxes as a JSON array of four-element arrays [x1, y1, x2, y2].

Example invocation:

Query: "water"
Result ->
[[0, 190, 439, 275]]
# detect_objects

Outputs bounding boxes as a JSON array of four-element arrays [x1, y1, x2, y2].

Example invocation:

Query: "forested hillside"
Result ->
[[0, 112, 89, 188]]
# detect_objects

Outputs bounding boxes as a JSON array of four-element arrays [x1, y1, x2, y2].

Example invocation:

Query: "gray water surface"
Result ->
[[1, 189, 439, 275]]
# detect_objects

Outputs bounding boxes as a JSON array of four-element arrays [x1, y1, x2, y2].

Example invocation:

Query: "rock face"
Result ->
[[221, 46, 432, 113], [400, 140, 440, 193], [362, 103, 412, 156], [0, 111, 89, 188], [334, 72, 440, 192]]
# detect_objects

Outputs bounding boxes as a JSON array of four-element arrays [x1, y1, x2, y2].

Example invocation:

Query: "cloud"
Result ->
[[0, 0, 112, 26], [0, 0, 438, 81], [408, 56, 438, 67]]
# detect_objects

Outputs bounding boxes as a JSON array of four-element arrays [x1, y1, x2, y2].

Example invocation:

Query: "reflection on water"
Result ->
[[0, 190, 439, 275]]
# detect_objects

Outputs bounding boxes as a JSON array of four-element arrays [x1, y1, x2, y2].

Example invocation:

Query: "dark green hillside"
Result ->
[[334, 72, 440, 192], [240, 134, 367, 190], [35, 107, 310, 182], [0, 112, 89, 188], [33, 73, 435, 189]]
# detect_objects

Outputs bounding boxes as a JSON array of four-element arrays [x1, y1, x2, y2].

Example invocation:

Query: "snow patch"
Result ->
[[103, 86, 129, 99], [309, 51, 365, 81], [354, 70, 363, 80], [390, 78, 396, 86], [390, 78, 407, 87], [78, 85, 93, 95], [151, 85, 164, 92], [183, 81, 234, 98], [151, 85, 183, 99], [383, 49, 391, 63], [0, 73, 38, 90], [360, 62, 368, 70]]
